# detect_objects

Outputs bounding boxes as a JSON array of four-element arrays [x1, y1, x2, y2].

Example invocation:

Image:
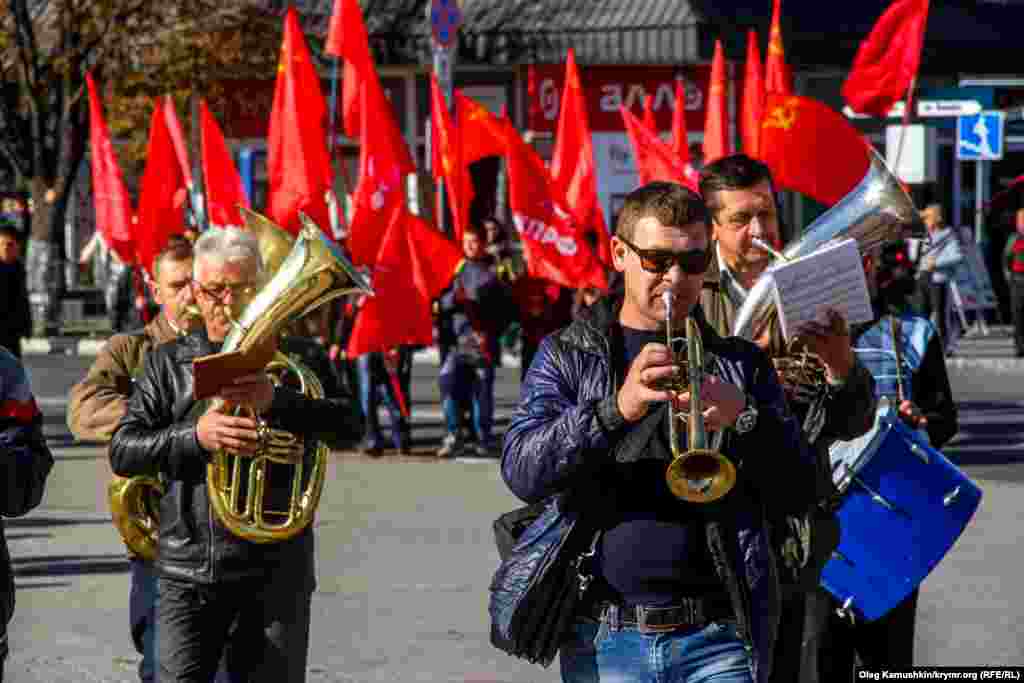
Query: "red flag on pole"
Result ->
[[842, 0, 930, 118], [430, 75, 472, 244], [200, 99, 249, 229], [327, 0, 415, 176], [348, 84, 408, 267], [506, 122, 607, 291], [622, 108, 699, 193], [702, 41, 730, 166], [671, 79, 692, 166], [266, 6, 334, 237], [741, 29, 765, 158], [642, 94, 657, 136], [456, 92, 510, 165], [760, 94, 871, 206], [85, 73, 135, 266], [549, 49, 612, 271], [347, 209, 462, 358], [136, 101, 187, 277], [162, 97, 193, 190], [765, 0, 793, 95]]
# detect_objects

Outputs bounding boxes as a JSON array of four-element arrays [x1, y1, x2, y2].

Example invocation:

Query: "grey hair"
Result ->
[[192, 227, 264, 279]]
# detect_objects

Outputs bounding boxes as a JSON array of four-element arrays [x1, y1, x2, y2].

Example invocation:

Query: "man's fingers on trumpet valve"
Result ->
[[675, 375, 746, 432], [617, 343, 679, 422], [898, 399, 929, 429]]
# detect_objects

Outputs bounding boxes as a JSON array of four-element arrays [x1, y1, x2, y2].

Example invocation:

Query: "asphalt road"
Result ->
[[3, 353, 1022, 681]]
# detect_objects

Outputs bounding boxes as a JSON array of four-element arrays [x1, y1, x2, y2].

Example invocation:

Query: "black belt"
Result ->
[[590, 596, 734, 633]]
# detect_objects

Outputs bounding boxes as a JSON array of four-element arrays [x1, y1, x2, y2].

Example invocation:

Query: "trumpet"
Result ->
[[662, 291, 737, 503]]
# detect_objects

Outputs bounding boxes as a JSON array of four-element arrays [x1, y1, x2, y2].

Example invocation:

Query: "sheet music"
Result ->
[[771, 237, 874, 342]]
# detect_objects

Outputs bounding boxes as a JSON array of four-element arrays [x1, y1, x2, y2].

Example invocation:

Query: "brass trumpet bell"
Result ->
[[662, 294, 737, 504]]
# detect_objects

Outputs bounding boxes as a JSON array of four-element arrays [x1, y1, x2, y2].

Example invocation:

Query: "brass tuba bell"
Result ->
[[205, 213, 372, 543], [662, 292, 737, 503]]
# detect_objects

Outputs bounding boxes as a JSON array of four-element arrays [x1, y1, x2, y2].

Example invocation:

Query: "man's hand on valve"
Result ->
[[793, 308, 855, 384]]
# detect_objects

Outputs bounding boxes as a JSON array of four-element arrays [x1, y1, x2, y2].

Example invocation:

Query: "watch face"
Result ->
[[736, 410, 757, 434]]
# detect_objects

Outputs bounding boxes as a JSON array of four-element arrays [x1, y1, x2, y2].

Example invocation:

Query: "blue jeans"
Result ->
[[560, 619, 753, 683], [438, 354, 495, 443], [356, 352, 409, 449]]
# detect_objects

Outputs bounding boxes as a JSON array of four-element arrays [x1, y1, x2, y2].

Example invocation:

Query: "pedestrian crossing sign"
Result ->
[[957, 111, 1004, 161]]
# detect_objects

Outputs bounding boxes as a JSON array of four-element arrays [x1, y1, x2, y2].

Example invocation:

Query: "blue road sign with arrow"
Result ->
[[957, 111, 1005, 161]]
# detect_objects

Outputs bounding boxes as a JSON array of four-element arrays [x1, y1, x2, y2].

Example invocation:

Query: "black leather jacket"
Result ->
[[109, 328, 358, 585]]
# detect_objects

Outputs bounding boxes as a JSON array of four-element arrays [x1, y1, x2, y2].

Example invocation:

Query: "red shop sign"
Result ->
[[527, 64, 714, 134]]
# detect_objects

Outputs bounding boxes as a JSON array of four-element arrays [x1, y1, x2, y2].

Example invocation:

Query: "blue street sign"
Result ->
[[431, 0, 462, 47], [957, 111, 1005, 161]]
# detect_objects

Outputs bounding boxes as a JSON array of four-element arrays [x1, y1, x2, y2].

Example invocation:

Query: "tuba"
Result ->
[[206, 213, 371, 543], [731, 150, 921, 389], [662, 292, 737, 503], [108, 474, 164, 560]]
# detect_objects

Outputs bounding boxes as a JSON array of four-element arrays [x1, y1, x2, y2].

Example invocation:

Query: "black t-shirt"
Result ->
[[596, 327, 724, 607]]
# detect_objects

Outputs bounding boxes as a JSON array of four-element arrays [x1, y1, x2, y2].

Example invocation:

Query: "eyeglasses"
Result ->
[[618, 235, 712, 275], [193, 281, 259, 302]]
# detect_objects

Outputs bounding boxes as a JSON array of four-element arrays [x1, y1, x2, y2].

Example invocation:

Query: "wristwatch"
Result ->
[[734, 394, 759, 435]]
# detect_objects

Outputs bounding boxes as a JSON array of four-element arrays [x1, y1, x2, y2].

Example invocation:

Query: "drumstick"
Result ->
[[889, 316, 906, 404]]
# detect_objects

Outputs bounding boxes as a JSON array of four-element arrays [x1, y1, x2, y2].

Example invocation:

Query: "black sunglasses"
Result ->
[[618, 235, 712, 275]]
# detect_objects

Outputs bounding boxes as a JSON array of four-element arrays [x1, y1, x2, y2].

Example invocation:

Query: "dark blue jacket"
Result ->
[[0, 348, 54, 661], [499, 296, 818, 683]]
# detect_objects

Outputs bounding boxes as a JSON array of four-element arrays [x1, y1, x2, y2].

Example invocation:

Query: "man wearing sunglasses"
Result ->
[[501, 182, 819, 683], [699, 155, 877, 683]]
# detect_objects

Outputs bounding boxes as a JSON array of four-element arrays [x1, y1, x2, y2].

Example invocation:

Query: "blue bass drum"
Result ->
[[822, 399, 982, 621]]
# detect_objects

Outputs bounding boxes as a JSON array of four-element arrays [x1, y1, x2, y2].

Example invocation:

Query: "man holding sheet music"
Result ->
[[699, 155, 878, 683]]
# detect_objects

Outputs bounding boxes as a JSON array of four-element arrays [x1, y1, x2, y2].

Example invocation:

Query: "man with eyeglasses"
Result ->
[[501, 182, 819, 682], [699, 155, 877, 683], [109, 227, 357, 682]]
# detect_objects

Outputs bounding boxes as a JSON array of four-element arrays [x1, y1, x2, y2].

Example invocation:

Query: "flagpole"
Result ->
[[893, 75, 917, 174], [328, 57, 339, 156]]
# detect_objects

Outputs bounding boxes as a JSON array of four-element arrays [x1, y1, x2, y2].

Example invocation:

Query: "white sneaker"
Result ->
[[436, 433, 461, 458]]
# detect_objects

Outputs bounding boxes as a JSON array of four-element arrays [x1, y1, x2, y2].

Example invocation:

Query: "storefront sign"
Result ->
[[528, 65, 713, 133]]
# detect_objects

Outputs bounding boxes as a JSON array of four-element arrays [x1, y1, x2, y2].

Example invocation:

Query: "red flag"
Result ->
[[328, 0, 415, 178], [842, 0, 930, 118], [200, 99, 249, 229], [703, 41, 730, 166], [85, 73, 135, 266], [265, 7, 333, 236], [671, 79, 692, 165], [549, 49, 612, 272], [505, 122, 607, 291], [642, 94, 657, 136], [162, 97, 193, 190], [741, 29, 765, 158], [136, 101, 187, 277], [348, 84, 408, 267], [347, 209, 462, 358], [765, 0, 793, 95], [760, 94, 871, 206], [430, 76, 472, 244], [622, 108, 699, 193], [456, 92, 509, 165]]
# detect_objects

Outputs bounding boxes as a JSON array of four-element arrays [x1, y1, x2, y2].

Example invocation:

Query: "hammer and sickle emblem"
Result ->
[[763, 98, 798, 131]]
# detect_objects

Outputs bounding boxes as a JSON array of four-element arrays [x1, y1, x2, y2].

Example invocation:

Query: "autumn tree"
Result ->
[[0, 0, 277, 329]]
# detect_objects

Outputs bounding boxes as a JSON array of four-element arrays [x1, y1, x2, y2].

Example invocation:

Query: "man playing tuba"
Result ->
[[698, 155, 878, 683], [109, 227, 358, 682], [66, 235, 243, 683]]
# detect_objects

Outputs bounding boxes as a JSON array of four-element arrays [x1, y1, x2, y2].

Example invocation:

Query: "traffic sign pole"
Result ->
[[429, 0, 462, 239]]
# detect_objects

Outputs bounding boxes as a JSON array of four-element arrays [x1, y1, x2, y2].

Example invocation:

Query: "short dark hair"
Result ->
[[0, 225, 19, 242], [699, 154, 775, 213], [464, 223, 487, 240], [615, 182, 708, 242], [153, 235, 194, 279]]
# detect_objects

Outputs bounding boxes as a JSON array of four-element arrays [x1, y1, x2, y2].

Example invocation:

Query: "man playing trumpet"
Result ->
[[698, 155, 878, 683], [501, 182, 820, 682], [110, 227, 357, 683]]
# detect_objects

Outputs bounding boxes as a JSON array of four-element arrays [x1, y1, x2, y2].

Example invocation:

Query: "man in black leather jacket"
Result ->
[[110, 227, 358, 683]]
